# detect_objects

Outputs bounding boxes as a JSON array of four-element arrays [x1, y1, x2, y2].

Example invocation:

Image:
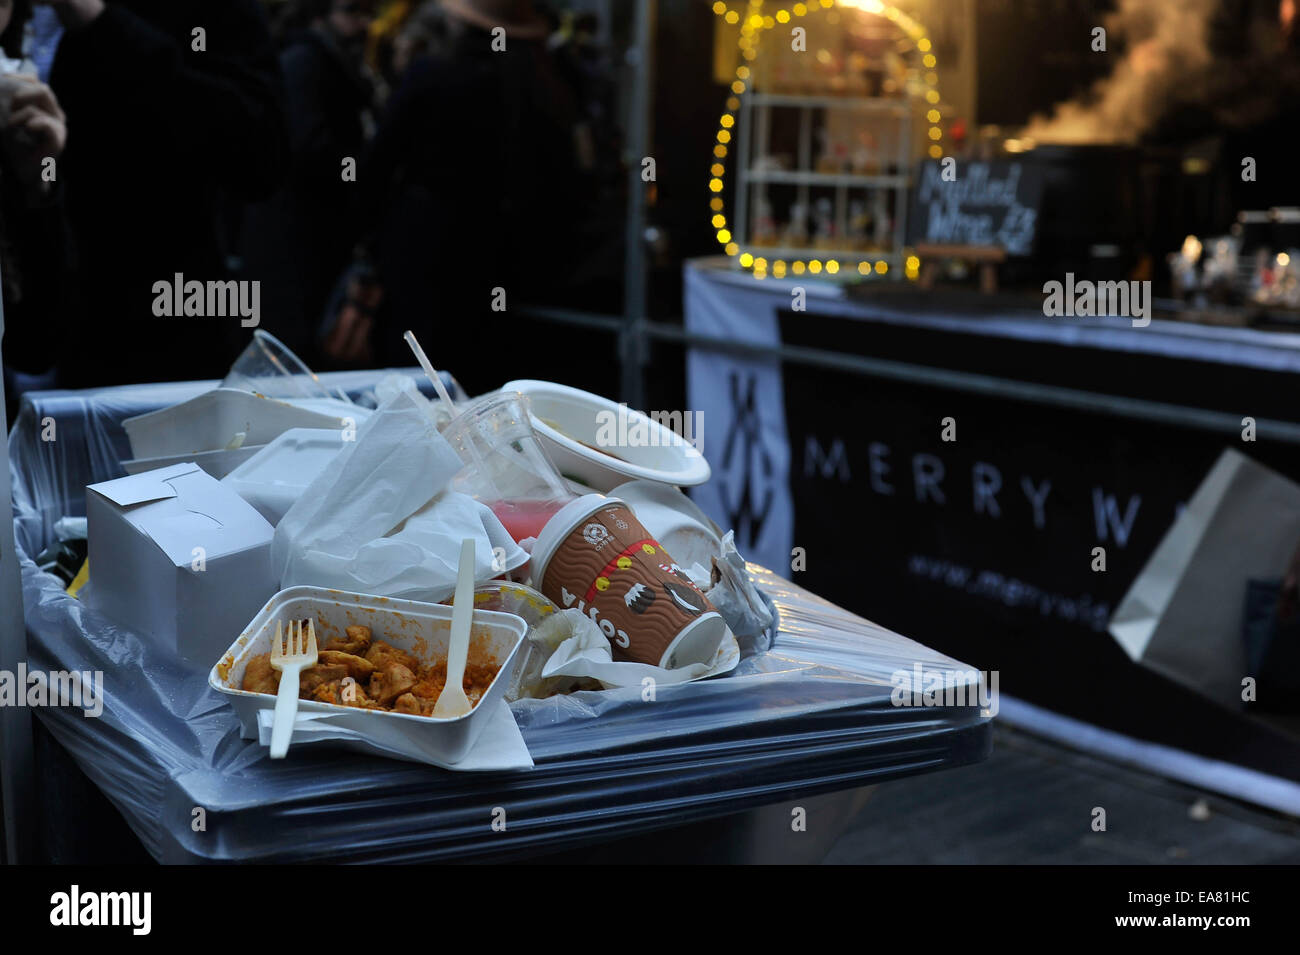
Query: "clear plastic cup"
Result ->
[[439, 391, 574, 543], [222, 330, 351, 403]]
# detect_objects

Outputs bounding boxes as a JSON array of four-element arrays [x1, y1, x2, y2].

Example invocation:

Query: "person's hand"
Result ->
[[33, 0, 106, 29], [1, 76, 67, 192]]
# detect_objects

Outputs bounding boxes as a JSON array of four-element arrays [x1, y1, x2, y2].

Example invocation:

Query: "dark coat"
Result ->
[[361, 26, 588, 394], [50, 0, 288, 387], [236, 27, 373, 363]]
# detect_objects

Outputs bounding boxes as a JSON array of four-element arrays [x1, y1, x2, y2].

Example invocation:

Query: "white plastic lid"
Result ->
[[528, 494, 622, 589]]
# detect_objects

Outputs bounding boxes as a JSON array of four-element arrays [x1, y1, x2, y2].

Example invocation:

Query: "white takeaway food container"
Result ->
[[221, 428, 348, 524], [123, 388, 364, 460], [210, 587, 528, 765], [86, 462, 276, 667], [500, 379, 711, 492]]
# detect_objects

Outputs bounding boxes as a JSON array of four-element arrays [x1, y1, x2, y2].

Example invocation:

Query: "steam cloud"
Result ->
[[1022, 0, 1219, 144]]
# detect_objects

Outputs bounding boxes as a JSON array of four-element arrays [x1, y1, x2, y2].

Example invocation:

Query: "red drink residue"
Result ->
[[490, 499, 566, 542]]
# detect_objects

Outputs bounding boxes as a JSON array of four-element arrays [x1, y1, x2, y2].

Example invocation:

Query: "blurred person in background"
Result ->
[[0, 0, 72, 421], [326, 0, 594, 393], [236, 0, 379, 363], [38, 0, 287, 387]]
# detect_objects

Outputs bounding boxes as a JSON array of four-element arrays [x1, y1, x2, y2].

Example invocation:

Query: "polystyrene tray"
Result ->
[[221, 428, 347, 523], [210, 586, 528, 764]]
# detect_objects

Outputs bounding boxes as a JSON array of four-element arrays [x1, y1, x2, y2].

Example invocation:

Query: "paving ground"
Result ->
[[825, 724, 1300, 864]]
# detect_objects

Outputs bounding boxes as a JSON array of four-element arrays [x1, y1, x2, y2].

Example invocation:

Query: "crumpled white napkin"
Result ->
[[271, 375, 527, 600], [255, 699, 534, 771], [526, 609, 717, 692]]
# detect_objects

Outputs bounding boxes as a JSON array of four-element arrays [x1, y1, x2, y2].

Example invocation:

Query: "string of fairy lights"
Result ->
[[707, 0, 940, 281]]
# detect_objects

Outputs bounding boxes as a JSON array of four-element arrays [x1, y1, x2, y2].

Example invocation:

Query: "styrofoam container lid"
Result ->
[[222, 428, 349, 523]]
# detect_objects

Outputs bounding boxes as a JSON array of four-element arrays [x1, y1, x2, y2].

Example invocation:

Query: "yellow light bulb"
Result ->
[[776, 9, 790, 22], [826, 260, 840, 274], [858, 262, 870, 274], [712, 1, 726, 13], [725, 242, 739, 256], [928, 126, 942, 140], [740, 252, 754, 267], [928, 145, 943, 158], [709, 178, 724, 193], [717, 229, 732, 243], [725, 10, 739, 24], [875, 260, 888, 274], [809, 260, 822, 274], [792, 261, 806, 275], [712, 214, 726, 228], [721, 114, 735, 128], [918, 38, 931, 52], [923, 54, 936, 68]]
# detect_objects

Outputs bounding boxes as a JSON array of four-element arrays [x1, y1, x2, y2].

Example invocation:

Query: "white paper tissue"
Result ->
[[271, 376, 528, 601]]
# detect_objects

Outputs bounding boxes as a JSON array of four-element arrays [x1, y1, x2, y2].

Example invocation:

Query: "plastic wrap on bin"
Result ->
[[9, 377, 992, 863]]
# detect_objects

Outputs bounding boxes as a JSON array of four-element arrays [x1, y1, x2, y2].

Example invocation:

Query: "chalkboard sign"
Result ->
[[908, 160, 1044, 257]]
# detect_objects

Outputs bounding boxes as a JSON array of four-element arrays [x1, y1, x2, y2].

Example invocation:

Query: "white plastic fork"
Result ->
[[269, 617, 319, 758], [433, 539, 475, 719]]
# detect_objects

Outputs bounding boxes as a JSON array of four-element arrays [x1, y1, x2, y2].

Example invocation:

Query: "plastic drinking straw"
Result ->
[[404, 329, 459, 419], [403, 329, 499, 499]]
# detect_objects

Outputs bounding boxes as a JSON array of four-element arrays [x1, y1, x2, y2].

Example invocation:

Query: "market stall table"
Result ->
[[9, 374, 991, 863]]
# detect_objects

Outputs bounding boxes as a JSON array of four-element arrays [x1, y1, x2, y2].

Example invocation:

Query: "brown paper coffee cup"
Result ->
[[530, 495, 727, 669]]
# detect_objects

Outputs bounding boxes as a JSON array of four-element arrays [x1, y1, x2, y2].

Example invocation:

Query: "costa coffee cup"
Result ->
[[530, 494, 727, 669]]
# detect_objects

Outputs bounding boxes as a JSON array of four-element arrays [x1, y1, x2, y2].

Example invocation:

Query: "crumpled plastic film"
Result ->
[[9, 377, 992, 863]]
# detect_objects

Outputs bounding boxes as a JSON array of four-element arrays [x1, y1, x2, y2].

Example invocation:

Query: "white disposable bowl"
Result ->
[[501, 380, 710, 491], [210, 586, 527, 764]]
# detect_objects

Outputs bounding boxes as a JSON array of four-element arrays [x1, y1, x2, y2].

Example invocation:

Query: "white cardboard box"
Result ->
[[86, 462, 276, 668]]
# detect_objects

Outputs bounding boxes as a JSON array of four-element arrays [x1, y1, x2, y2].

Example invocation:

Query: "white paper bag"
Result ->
[[1109, 448, 1300, 707]]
